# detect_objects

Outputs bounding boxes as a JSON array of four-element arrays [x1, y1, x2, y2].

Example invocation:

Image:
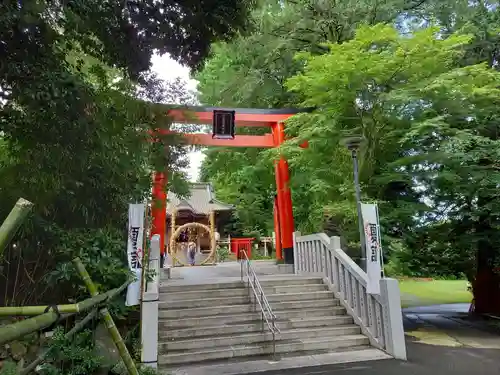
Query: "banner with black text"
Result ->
[[361, 203, 382, 295], [126, 203, 145, 306]]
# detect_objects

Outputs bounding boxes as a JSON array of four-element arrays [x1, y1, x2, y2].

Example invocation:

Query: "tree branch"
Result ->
[[403, 0, 429, 12]]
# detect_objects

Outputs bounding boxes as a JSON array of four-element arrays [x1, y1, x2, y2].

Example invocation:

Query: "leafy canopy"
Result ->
[[0, 0, 254, 307]]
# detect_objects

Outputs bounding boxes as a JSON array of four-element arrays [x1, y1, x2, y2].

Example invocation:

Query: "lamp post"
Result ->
[[343, 136, 366, 271]]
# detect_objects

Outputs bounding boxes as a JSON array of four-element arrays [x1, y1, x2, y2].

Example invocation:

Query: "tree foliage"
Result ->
[[283, 23, 500, 268], [196, 0, 436, 241], [0, 0, 255, 308], [0, 0, 256, 369], [0, 0, 255, 80], [197, 0, 500, 310]]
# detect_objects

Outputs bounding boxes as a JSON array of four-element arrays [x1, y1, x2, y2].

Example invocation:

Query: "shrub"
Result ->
[[38, 328, 104, 375], [216, 246, 230, 263]]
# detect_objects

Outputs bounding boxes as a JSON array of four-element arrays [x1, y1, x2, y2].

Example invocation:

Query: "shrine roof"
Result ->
[[166, 182, 234, 215]]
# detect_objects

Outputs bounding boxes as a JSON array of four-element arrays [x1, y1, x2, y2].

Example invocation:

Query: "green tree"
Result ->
[[200, 147, 276, 236], [195, 0, 433, 240], [285, 23, 500, 311], [0, 0, 255, 306], [198, 1, 500, 314]]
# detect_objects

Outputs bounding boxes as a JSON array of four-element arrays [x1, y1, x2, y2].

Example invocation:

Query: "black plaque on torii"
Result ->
[[212, 110, 235, 139]]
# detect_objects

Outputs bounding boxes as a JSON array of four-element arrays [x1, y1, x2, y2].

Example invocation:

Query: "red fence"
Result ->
[[230, 238, 254, 259]]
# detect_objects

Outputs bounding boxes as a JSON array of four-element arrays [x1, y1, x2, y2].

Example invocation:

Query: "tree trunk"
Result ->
[[472, 220, 500, 314]]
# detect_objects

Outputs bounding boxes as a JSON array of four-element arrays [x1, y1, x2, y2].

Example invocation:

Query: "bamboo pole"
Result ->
[[170, 208, 176, 266], [0, 198, 33, 258], [0, 310, 59, 345], [0, 302, 91, 317], [0, 282, 129, 344], [0, 282, 129, 317], [141, 201, 150, 295], [73, 258, 139, 375], [209, 210, 216, 263], [20, 309, 98, 375]]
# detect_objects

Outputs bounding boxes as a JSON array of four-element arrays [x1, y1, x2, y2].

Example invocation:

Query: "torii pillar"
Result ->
[[273, 195, 283, 261], [272, 122, 295, 264], [151, 172, 167, 255]]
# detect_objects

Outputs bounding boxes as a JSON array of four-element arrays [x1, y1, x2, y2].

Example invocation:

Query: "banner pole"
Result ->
[[375, 204, 385, 278], [140, 201, 150, 296]]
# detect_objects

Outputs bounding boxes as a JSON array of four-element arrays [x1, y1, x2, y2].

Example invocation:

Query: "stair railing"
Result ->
[[239, 249, 280, 357], [293, 231, 406, 360]]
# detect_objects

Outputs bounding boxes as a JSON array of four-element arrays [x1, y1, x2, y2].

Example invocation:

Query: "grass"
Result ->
[[399, 279, 473, 308]]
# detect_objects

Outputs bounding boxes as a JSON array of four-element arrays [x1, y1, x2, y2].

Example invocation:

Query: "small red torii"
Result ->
[[151, 106, 308, 264]]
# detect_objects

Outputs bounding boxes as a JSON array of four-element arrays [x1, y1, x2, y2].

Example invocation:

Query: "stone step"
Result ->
[[160, 325, 361, 352], [159, 298, 339, 319], [159, 306, 347, 328], [161, 295, 250, 309], [265, 283, 327, 293], [158, 334, 369, 366], [161, 314, 354, 339], [160, 280, 244, 294], [246, 277, 326, 288], [161, 287, 248, 301], [160, 303, 252, 319], [160, 276, 324, 293], [161, 290, 334, 309], [166, 348, 391, 375], [159, 283, 329, 303], [256, 291, 334, 303], [161, 315, 354, 339]]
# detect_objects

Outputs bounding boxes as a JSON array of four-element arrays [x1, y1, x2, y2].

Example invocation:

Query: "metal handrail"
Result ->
[[239, 250, 280, 357]]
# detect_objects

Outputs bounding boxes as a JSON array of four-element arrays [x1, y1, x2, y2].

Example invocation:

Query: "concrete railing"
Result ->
[[141, 234, 160, 368], [293, 232, 406, 360]]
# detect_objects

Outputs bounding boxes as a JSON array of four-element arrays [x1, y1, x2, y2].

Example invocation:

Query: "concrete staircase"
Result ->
[[157, 275, 377, 369]]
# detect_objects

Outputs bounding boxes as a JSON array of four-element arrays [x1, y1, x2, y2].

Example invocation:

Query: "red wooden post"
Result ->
[[273, 196, 283, 261], [151, 171, 167, 255], [272, 122, 295, 264]]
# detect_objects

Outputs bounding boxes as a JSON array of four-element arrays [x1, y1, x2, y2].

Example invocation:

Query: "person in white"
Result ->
[[187, 241, 197, 266], [162, 244, 172, 269]]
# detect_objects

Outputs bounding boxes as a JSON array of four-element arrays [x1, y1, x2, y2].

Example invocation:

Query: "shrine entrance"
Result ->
[[151, 107, 308, 265], [165, 183, 232, 267]]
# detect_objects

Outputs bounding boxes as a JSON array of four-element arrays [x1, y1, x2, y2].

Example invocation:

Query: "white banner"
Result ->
[[361, 203, 382, 295], [126, 203, 145, 306], [125, 269, 142, 307]]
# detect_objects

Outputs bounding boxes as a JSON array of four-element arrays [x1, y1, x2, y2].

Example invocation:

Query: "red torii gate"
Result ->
[[151, 106, 307, 264]]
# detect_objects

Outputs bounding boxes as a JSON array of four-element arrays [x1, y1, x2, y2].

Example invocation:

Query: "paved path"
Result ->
[[243, 340, 500, 375], [243, 304, 500, 375], [166, 261, 286, 282], [404, 303, 470, 315]]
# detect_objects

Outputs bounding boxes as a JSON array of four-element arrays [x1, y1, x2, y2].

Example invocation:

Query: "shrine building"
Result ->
[[166, 182, 234, 264]]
